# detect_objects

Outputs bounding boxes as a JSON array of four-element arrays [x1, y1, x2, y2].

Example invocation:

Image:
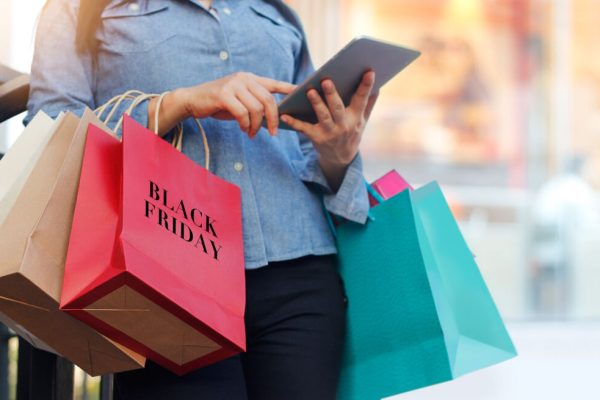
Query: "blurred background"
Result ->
[[1, 0, 600, 399]]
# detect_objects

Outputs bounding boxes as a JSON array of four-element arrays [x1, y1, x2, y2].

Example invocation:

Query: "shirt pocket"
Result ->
[[249, 4, 303, 64], [99, 0, 175, 54]]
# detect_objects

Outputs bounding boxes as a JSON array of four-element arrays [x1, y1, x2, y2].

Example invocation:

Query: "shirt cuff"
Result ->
[[295, 151, 369, 224]]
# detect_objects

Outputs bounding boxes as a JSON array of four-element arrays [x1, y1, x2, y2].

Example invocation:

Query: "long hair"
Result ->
[[75, 0, 112, 53]]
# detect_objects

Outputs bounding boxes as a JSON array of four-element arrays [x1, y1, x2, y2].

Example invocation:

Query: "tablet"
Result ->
[[275, 36, 420, 130]]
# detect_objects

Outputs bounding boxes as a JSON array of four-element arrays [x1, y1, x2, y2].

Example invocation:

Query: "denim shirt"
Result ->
[[26, 0, 369, 269]]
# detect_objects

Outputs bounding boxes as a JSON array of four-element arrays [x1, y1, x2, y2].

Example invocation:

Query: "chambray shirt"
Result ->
[[25, 0, 369, 269]]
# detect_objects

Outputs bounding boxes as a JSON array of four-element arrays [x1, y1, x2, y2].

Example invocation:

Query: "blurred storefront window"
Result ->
[[288, 0, 600, 321]]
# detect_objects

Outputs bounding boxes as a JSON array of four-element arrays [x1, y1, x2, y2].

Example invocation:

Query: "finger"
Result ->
[[248, 81, 279, 136], [364, 91, 379, 122], [321, 79, 345, 123], [280, 114, 319, 142], [237, 89, 264, 138], [224, 95, 251, 134], [349, 71, 376, 114], [307, 89, 335, 130], [255, 76, 297, 94]]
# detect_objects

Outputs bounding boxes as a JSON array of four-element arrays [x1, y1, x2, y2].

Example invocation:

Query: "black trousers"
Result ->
[[113, 255, 347, 400]]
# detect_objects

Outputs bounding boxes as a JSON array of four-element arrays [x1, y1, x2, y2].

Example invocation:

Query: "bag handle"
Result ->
[[366, 181, 385, 205], [94, 91, 210, 170], [112, 92, 180, 145], [95, 90, 146, 123], [154, 92, 210, 170]]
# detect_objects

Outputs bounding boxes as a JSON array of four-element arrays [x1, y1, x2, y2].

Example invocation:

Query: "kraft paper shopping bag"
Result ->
[[0, 110, 145, 376]]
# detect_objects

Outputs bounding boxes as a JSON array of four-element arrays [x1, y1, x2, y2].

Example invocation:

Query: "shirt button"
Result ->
[[128, 2, 140, 11], [233, 162, 244, 172], [219, 51, 229, 61], [223, 7, 232, 15]]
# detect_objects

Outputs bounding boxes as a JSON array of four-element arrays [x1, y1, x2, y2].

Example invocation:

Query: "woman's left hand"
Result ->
[[281, 71, 378, 191]]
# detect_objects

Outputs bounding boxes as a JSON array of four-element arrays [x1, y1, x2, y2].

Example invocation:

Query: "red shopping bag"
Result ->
[[61, 115, 245, 375]]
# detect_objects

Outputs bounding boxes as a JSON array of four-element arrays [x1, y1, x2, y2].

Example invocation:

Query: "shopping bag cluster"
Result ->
[[0, 95, 516, 397], [0, 101, 245, 376]]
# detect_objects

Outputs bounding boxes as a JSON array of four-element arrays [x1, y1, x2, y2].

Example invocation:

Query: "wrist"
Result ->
[[319, 157, 343, 172], [318, 156, 351, 193], [171, 87, 194, 120], [174, 82, 217, 120], [148, 89, 191, 136], [318, 152, 354, 171]]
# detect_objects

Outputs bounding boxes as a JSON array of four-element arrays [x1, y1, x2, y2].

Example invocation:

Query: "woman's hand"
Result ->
[[149, 72, 296, 137], [280, 71, 379, 191]]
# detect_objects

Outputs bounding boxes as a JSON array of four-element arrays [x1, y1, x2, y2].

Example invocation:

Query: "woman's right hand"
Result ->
[[150, 72, 296, 138]]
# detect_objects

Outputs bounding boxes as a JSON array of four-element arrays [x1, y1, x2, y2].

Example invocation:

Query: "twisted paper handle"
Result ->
[[94, 91, 209, 170]]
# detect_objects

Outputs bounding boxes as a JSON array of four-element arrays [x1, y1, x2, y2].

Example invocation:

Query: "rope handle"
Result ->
[[94, 91, 176, 146], [154, 92, 210, 170], [95, 90, 146, 124], [94, 91, 210, 170], [113, 92, 180, 145]]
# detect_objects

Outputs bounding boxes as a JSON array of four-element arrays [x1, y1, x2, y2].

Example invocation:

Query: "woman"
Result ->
[[26, 0, 377, 398]]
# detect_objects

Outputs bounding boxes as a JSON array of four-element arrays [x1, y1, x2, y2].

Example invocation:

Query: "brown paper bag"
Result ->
[[0, 112, 59, 225], [0, 110, 145, 376]]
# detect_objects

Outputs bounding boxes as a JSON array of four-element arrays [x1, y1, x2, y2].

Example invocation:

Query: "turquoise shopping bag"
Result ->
[[336, 182, 516, 399]]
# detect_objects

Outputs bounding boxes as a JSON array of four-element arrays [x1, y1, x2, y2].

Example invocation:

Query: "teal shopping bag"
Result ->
[[336, 182, 516, 399]]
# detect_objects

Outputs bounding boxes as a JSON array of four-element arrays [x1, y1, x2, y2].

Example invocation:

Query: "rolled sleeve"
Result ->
[[296, 150, 369, 224], [25, 0, 93, 125], [284, 4, 369, 224]]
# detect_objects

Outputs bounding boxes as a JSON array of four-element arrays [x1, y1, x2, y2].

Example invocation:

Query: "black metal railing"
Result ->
[[0, 323, 11, 400], [0, 323, 111, 400]]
